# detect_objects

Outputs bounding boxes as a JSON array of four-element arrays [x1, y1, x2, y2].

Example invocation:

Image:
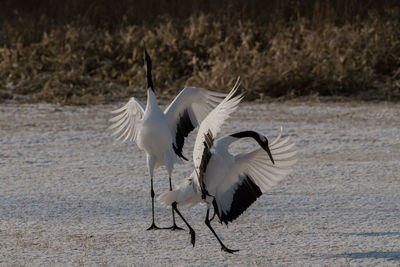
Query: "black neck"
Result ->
[[231, 131, 275, 164], [230, 131, 261, 142], [231, 130, 274, 164], [144, 49, 154, 91]]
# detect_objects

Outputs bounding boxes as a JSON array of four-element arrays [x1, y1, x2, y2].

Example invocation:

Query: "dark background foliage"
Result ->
[[1, 0, 399, 104]]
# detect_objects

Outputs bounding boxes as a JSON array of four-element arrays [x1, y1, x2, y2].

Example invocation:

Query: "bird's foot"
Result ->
[[221, 246, 239, 254], [166, 224, 184, 231], [146, 223, 162, 231], [189, 229, 196, 247]]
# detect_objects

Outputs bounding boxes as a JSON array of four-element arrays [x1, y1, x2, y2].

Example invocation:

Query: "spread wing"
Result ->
[[108, 97, 145, 142], [213, 132, 297, 224], [164, 86, 229, 160], [193, 78, 243, 169]]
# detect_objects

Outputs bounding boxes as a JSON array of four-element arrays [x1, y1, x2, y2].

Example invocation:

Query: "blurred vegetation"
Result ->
[[0, 0, 399, 104]]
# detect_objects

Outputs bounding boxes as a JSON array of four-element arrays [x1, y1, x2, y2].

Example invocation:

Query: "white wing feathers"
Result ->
[[108, 97, 145, 142], [158, 171, 202, 208], [236, 134, 297, 192], [214, 132, 297, 217], [164, 87, 228, 126], [164, 85, 230, 158], [193, 78, 243, 169]]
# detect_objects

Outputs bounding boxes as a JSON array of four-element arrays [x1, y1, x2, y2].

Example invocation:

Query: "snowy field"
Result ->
[[1, 101, 399, 266]]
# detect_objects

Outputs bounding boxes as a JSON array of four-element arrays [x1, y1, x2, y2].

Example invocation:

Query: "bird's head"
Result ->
[[257, 133, 275, 165], [230, 130, 275, 165]]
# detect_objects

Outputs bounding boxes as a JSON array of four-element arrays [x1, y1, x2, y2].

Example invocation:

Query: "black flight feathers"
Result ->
[[199, 130, 214, 199], [213, 174, 262, 225], [173, 109, 196, 161]]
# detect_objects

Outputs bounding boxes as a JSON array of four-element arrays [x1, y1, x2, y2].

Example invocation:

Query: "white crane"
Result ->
[[158, 102, 297, 252], [109, 49, 240, 230]]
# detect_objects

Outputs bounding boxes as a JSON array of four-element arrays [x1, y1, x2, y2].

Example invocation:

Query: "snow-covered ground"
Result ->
[[1, 101, 399, 266]]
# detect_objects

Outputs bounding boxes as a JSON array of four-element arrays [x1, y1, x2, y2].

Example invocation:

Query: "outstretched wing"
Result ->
[[213, 131, 297, 224], [193, 78, 243, 169], [108, 97, 145, 142], [164, 86, 229, 160]]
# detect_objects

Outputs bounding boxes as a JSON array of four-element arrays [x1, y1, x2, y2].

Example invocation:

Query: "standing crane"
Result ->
[[109, 49, 240, 230]]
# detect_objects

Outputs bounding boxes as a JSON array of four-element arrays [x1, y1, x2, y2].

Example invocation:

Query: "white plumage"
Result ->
[[158, 94, 297, 252], [204, 131, 296, 221], [108, 49, 240, 230], [158, 85, 245, 209], [159, 131, 296, 210]]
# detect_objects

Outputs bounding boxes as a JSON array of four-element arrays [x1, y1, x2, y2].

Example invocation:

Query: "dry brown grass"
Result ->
[[1, 1, 399, 104]]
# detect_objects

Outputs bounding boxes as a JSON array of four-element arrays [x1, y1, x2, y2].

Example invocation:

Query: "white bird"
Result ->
[[158, 105, 297, 252], [109, 49, 240, 230]]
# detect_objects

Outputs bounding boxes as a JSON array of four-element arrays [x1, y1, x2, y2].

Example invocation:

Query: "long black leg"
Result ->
[[209, 208, 216, 222], [172, 202, 196, 247], [204, 208, 239, 253], [166, 175, 184, 231], [147, 176, 161, 230]]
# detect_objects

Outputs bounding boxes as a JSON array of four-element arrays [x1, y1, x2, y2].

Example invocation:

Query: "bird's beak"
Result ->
[[261, 141, 275, 165]]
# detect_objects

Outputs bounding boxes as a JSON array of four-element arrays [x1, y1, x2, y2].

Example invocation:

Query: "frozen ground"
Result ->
[[0, 101, 399, 266]]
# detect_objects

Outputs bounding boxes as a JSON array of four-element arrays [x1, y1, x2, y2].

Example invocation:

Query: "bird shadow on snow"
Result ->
[[340, 232, 400, 237], [331, 232, 400, 261], [334, 251, 400, 261]]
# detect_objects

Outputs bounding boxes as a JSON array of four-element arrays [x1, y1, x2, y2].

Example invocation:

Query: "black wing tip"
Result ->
[[214, 175, 262, 224], [173, 144, 189, 161], [174, 109, 195, 159]]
